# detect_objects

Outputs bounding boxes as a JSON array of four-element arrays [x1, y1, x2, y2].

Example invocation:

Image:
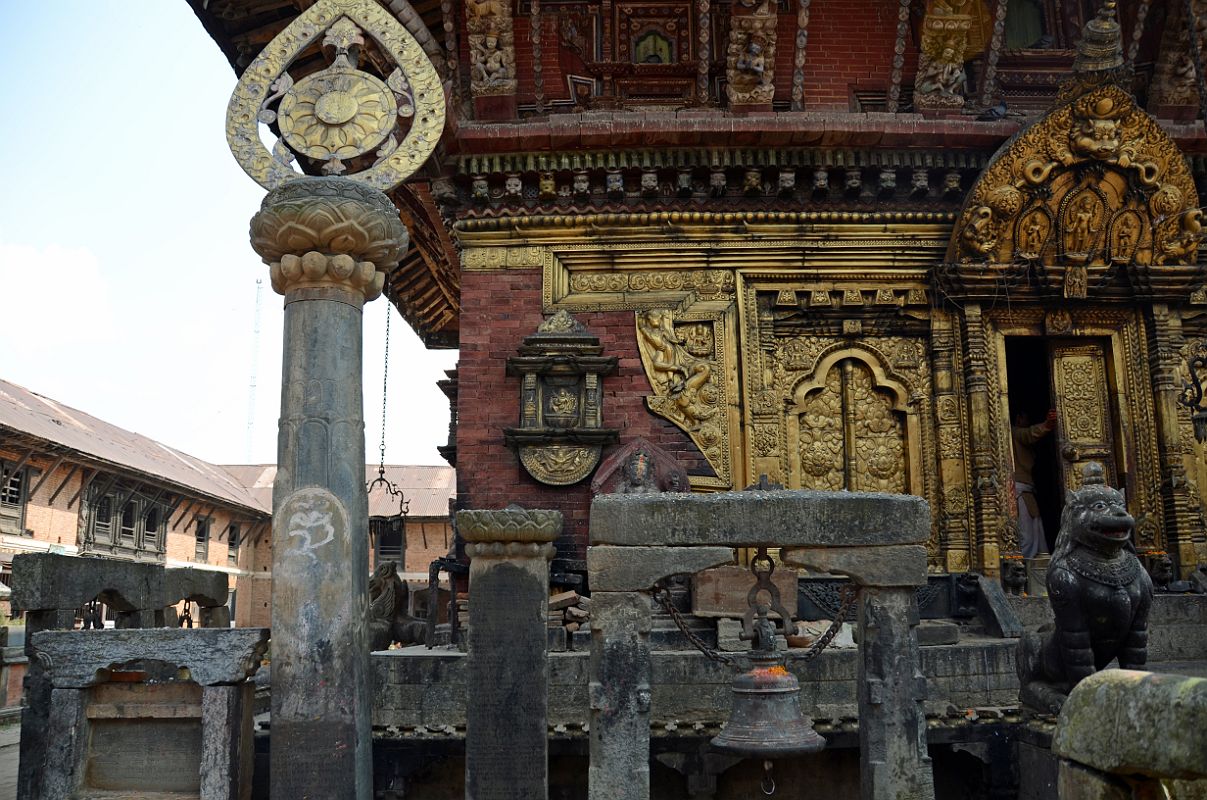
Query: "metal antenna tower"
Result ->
[[245, 278, 264, 462]]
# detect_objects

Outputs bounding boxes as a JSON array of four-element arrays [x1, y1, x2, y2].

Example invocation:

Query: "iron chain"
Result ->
[[654, 582, 861, 666]]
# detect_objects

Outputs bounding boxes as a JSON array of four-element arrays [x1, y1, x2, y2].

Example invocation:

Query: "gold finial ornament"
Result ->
[[226, 0, 445, 192], [1072, 0, 1123, 74]]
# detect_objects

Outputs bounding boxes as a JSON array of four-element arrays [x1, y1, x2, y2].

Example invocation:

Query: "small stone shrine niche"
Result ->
[[504, 311, 619, 485], [590, 437, 690, 495]]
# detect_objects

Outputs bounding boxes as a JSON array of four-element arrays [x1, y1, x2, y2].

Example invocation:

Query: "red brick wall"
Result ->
[[481, 8, 919, 111], [457, 269, 711, 562], [791, 1, 920, 110]]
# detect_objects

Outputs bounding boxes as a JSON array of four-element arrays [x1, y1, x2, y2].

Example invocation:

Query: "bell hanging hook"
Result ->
[[761, 760, 776, 795]]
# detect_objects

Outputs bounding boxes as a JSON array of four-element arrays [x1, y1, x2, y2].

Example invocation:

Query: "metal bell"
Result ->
[[710, 605, 826, 758]]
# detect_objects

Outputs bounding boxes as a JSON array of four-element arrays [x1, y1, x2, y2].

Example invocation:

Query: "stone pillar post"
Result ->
[[457, 508, 561, 800], [780, 545, 935, 800], [858, 587, 933, 800], [250, 176, 407, 800], [589, 591, 653, 800]]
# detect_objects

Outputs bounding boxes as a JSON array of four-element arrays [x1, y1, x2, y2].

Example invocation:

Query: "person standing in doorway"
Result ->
[[1013, 409, 1057, 557]]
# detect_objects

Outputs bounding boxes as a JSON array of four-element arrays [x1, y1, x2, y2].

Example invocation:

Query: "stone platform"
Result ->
[[371, 637, 1019, 737]]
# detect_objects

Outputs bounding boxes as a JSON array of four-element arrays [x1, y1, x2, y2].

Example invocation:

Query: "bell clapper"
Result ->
[[761, 759, 776, 795]]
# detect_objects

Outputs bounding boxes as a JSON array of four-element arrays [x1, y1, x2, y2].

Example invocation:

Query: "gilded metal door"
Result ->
[[1049, 340, 1118, 491], [792, 358, 907, 493]]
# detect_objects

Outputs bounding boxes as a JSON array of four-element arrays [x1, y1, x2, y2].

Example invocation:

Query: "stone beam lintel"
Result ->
[[781, 544, 928, 587], [589, 490, 929, 548], [587, 546, 736, 592]]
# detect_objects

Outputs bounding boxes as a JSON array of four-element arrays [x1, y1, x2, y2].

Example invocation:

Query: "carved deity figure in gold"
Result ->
[[636, 310, 719, 433], [1067, 195, 1098, 255]]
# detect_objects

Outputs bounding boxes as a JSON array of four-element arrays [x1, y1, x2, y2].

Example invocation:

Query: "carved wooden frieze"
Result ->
[[945, 82, 1202, 301], [504, 311, 619, 486]]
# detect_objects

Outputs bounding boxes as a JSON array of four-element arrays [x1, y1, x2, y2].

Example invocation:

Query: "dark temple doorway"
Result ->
[[1005, 337, 1061, 553]]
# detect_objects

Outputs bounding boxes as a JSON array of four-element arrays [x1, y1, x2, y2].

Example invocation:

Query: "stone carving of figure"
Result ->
[[1156, 209, 1203, 265], [637, 310, 688, 394], [618, 448, 660, 494], [735, 38, 767, 82], [916, 47, 967, 100], [1116, 214, 1136, 254], [1023, 214, 1046, 256], [1016, 463, 1152, 714], [961, 206, 998, 257], [636, 310, 717, 431], [504, 174, 523, 199], [368, 562, 426, 651], [471, 31, 512, 88], [1064, 264, 1088, 299], [573, 171, 590, 198], [640, 171, 659, 198]]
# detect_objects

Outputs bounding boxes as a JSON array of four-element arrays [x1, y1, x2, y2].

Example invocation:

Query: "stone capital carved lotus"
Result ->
[[456, 508, 564, 543], [250, 176, 408, 265]]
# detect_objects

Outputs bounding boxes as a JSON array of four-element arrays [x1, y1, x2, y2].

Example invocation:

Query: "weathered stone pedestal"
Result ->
[[250, 176, 407, 800], [1052, 670, 1207, 799], [458, 508, 561, 800], [29, 628, 268, 800], [588, 490, 937, 800], [11, 553, 231, 800]]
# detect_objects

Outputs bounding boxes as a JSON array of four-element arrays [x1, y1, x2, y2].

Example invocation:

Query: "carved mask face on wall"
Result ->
[[1072, 116, 1122, 161], [504, 175, 523, 197]]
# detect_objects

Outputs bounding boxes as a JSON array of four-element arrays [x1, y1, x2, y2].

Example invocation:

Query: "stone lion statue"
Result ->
[[367, 562, 426, 651], [1016, 463, 1152, 714]]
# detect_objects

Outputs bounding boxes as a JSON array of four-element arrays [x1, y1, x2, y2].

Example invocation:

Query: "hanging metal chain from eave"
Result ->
[[379, 304, 391, 474]]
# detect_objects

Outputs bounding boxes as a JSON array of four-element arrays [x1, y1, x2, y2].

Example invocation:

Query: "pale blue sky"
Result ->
[[0, 2, 457, 467]]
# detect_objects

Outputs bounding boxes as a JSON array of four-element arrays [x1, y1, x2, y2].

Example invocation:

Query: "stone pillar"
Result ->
[[780, 545, 935, 800], [858, 587, 933, 800], [457, 508, 561, 800], [589, 591, 652, 800], [250, 176, 407, 800], [583, 545, 734, 800]]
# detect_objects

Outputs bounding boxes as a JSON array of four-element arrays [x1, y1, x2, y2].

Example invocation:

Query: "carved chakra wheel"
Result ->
[[226, 0, 446, 192]]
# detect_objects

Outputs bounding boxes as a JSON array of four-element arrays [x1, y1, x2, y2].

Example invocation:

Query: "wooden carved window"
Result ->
[[195, 518, 210, 562], [0, 461, 29, 537], [143, 506, 161, 551], [91, 493, 113, 543], [791, 357, 908, 494], [227, 524, 240, 567]]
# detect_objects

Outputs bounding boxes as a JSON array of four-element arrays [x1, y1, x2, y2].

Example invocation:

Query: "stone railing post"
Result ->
[[458, 508, 562, 800], [250, 175, 407, 800]]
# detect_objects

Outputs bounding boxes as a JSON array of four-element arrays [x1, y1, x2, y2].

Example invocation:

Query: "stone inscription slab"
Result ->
[[467, 562, 548, 800]]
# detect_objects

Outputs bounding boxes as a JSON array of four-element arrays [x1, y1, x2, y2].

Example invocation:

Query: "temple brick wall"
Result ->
[[456, 269, 712, 561], [803, 0, 920, 110]]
